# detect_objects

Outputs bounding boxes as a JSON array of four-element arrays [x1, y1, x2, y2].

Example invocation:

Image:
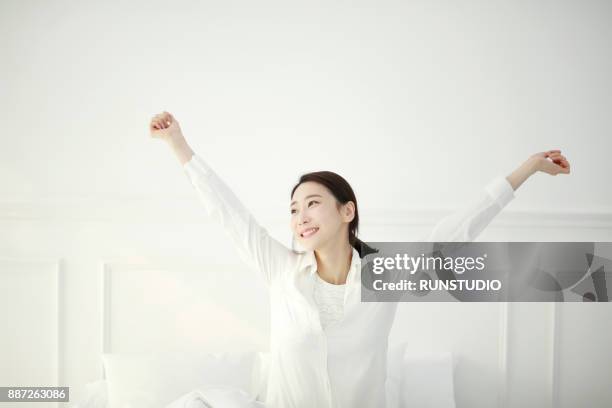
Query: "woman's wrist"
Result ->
[[505, 157, 538, 191], [523, 156, 539, 176], [167, 134, 194, 165]]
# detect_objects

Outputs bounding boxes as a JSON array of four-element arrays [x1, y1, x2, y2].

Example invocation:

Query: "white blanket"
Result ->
[[164, 387, 266, 408]]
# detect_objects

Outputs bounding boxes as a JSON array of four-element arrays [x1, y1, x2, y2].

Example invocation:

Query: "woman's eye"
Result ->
[[291, 201, 318, 214]]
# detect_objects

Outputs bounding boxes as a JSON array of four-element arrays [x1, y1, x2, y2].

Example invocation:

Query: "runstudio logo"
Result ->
[[360, 242, 611, 302]]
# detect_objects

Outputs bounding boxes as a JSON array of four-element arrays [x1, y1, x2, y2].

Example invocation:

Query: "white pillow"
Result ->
[[102, 351, 256, 408], [400, 351, 456, 408]]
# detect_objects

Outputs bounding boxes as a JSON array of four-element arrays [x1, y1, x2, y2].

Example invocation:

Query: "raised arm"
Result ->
[[149, 111, 296, 286], [425, 150, 571, 242], [424, 175, 514, 242]]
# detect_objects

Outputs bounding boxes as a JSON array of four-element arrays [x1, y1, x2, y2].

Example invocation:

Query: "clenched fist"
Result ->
[[529, 150, 571, 176], [505, 148, 571, 191], [149, 111, 194, 165], [149, 111, 184, 144]]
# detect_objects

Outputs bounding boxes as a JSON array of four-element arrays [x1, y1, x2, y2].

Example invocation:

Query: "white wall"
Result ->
[[1, 0, 611, 407]]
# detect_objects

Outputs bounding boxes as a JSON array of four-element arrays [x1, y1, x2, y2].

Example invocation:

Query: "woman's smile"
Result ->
[[300, 227, 320, 238]]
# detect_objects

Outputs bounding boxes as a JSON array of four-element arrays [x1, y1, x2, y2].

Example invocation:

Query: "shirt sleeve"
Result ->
[[183, 153, 295, 286], [423, 176, 515, 242]]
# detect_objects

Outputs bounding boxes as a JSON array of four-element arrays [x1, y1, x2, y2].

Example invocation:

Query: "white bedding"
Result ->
[[72, 344, 456, 408], [164, 387, 265, 408]]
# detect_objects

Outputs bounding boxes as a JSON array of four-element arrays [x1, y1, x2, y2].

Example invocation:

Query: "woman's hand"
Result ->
[[505, 149, 571, 191], [149, 111, 194, 165], [149, 111, 184, 144], [528, 150, 571, 175]]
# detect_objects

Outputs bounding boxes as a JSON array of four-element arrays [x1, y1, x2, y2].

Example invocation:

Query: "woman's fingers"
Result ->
[[544, 150, 561, 158], [550, 155, 567, 163], [533, 149, 571, 175], [551, 156, 569, 166], [150, 111, 179, 137], [151, 116, 165, 131], [548, 152, 569, 167], [161, 111, 171, 126]]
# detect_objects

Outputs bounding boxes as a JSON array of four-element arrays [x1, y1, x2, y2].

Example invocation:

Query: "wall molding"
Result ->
[[99, 262, 111, 379], [1, 197, 612, 229], [0, 257, 63, 408], [498, 302, 509, 408], [551, 302, 561, 408]]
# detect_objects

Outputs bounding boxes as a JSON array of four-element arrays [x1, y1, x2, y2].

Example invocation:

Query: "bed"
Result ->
[[70, 343, 456, 408]]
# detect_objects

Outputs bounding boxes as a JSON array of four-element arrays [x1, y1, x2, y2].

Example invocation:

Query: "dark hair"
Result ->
[[291, 171, 378, 259]]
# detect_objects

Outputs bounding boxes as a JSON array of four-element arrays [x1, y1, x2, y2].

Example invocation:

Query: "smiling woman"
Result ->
[[289, 171, 379, 285], [148, 110, 571, 408]]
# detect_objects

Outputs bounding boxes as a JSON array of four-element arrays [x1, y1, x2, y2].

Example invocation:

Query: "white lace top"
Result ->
[[313, 272, 346, 330]]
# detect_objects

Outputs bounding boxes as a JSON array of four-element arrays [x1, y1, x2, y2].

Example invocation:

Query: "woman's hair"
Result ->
[[290, 171, 378, 259]]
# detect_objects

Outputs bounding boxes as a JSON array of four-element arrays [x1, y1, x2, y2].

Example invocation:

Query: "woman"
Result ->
[[149, 111, 570, 408]]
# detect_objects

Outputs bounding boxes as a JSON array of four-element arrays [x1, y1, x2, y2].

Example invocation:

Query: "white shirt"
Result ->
[[183, 153, 515, 408], [313, 273, 346, 330]]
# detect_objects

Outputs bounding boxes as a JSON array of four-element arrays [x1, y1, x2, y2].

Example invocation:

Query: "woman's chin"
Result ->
[[297, 237, 320, 251], [299, 242, 316, 251]]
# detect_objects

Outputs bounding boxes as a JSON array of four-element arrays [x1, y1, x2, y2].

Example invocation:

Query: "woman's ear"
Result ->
[[343, 201, 356, 223]]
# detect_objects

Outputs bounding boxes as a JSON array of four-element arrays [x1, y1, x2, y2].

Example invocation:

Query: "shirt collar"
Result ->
[[300, 247, 362, 283]]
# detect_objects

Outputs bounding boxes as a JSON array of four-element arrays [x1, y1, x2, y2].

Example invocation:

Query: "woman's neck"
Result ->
[[314, 238, 353, 285]]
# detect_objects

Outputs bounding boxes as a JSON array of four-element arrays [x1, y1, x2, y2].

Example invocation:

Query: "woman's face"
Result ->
[[290, 181, 353, 251]]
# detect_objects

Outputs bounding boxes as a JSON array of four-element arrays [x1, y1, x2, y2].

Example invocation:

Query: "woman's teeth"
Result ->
[[301, 227, 319, 238]]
